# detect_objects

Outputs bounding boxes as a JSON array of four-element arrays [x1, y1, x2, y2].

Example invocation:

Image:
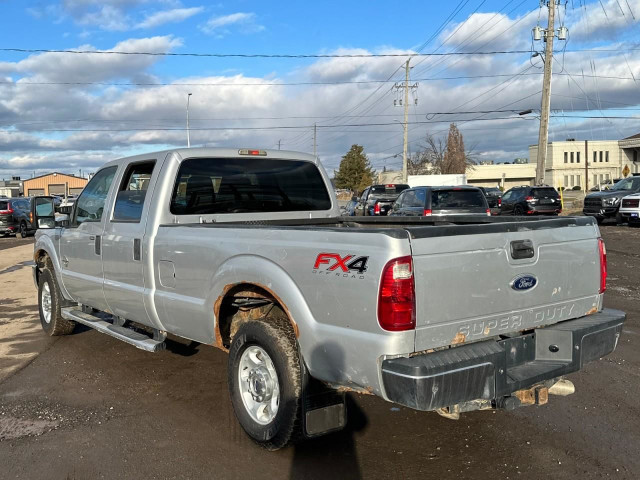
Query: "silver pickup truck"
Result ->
[[31, 148, 625, 450]]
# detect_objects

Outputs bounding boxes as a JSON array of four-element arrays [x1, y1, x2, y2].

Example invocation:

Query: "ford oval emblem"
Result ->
[[511, 274, 537, 291]]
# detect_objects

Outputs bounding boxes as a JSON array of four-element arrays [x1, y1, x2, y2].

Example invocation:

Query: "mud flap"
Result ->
[[302, 378, 347, 438]]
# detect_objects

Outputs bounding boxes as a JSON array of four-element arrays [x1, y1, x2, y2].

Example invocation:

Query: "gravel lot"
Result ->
[[0, 225, 638, 479]]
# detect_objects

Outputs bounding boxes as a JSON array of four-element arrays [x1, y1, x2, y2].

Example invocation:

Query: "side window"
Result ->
[[394, 192, 405, 208], [112, 161, 156, 222], [74, 166, 118, 225], [415, 189, 427, 206], [502, 191, 512, 201]]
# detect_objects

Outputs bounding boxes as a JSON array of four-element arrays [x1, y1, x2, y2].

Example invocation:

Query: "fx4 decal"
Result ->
[[313, 253, 369, 274]]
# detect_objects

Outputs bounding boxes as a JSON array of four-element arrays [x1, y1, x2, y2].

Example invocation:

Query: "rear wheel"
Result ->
[[17, 222, 27, 239], [514, 205, 525, 216], [228, 313, 303, 450], [38, 266, 75, 336]]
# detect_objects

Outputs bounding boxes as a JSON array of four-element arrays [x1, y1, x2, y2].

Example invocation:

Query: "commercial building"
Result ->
[[0, 177, 22, 198], [529, 133, 640, 191], [22, 172, 88, 197]]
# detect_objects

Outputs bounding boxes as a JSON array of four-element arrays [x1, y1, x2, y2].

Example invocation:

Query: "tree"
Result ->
[[333, 144, 375, 193], [409, 124, 475, 175]]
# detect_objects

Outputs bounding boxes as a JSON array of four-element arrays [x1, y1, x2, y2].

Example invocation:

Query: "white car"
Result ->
[[618, 193, 640, 225]]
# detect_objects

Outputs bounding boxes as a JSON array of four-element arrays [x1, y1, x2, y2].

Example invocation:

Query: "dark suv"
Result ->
[[354, 184, 410, 216], [389, 186, 490, 217], [499, 186, 561, 216], [0, 196, 55, 238], [583, 176, 640, 224]]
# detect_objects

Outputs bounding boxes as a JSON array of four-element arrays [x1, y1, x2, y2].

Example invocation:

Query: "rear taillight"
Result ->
[[0, 207, 14, 215], [378, 256, 416, 331], [30, 212, 33, 223], [498, 198, 502, 207], [599, 238, 607, 294], [486, 209, 491, 216], [423, 209, 432, 216], [374, 202, 381, 215], [525, 195, 537, 203]]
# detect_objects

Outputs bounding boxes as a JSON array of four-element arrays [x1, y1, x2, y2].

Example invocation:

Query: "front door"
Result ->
[[102, 160, 160, 327], [60, 165, 118, 311]]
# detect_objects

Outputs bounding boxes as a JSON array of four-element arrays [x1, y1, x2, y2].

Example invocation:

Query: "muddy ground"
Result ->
[[0, 226, 638, 480]]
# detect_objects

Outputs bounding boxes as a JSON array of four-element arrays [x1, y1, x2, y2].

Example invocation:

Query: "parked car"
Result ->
[[354, 184, 410, 216], [0, 196, 55, 237], [583, 177, 640, 224], [499, 186, 561, 216], [589, 179, 622, 192], [617, 193, 640, 226], [31, 148, 624, 450], [478, 186, 503, 212], [390, 186, 490, 217]]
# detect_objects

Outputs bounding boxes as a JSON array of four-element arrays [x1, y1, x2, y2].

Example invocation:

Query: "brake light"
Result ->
[[238, 149, 267, 156], [374, 202, 381, 215], [0, 204, 14, 215], [498, 198, 502, 207], [525, 196, 537, 203], [423, 209, 432, 216], [486, 209, 491, 216], [599, 238, 607, 294], [378, 256, 415, 331]]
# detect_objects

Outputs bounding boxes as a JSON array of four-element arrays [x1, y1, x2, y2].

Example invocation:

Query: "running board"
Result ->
[[61, 307, 166, 352]]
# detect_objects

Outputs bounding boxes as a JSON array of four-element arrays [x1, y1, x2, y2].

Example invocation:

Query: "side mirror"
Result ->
[[34, 197, 56, 229]]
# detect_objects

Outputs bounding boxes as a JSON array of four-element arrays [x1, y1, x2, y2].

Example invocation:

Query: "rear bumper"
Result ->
[[381, 309, 625, 411]]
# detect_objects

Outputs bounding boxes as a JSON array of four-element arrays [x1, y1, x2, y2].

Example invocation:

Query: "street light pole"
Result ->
[[186, 93, 192, 148]]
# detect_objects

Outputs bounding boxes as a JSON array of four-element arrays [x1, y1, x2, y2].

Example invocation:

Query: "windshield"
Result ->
[[370, 185, 409, 194], [611, 177, 640, 191], [483, 188, 501, 195], [432, 189, 486, 208], [533, 187, 559, 198], [171, 158, 332, 215]]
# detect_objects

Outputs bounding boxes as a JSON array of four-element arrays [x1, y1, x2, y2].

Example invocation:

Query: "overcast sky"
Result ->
[[1, 0, 639, 179]]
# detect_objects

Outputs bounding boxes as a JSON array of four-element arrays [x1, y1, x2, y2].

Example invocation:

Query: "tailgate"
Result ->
[[408, 218, 602, 351]]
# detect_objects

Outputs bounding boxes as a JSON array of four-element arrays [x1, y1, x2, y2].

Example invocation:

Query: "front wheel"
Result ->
[[514, 205, 525, 216], [38, 267, 75, 336], [228, 315, 303, 450]]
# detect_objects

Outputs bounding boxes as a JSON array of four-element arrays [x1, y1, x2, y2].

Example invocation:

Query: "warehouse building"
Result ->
[[22, 172, 88, 197]]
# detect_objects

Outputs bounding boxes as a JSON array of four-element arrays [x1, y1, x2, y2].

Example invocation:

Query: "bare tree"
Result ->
[[411, 124, 476, 175]]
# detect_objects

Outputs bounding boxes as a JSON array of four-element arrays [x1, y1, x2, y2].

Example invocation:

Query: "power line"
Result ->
[[10, 114, 632, 133], [1, 47, 638, 58]]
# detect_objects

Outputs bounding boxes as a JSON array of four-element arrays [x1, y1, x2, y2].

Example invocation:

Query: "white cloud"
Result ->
[[135, 7, 204, 29], [567, 0, 640, 41], [200, 12, 264, 36]]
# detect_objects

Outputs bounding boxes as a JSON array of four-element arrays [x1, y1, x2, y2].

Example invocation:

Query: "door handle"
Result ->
[[510, 239, 534, 259], [94, 235, 101, 255]]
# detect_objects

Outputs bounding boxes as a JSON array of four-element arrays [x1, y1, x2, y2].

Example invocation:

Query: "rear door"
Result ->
[[102, 159, 162, 327], [409, 219, 602, 351]]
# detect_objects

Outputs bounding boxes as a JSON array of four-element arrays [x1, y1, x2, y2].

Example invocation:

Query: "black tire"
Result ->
[[17, 222, 27, 239], [228, 313, 303, 450], [616, 213, 624, 226], [38, 266, 75, 336], [514, 205, 525, 216]]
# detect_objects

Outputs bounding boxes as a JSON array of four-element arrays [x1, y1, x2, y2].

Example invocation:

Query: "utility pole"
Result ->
[[393, 60, 418, 183], [278, 140, 281, 150], [585, 140, 589, 192], [535, 1, 557, 185], [313, 123, 317, 157], [186, 93, 192, 148]]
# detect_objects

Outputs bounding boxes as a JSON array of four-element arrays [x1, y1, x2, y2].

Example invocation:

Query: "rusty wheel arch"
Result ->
[[213, 283, 299, 352]]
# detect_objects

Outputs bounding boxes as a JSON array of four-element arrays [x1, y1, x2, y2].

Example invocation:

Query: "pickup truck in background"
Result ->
[[32, 148, 625, 450], [354, 183, 410, 216], [583, 176, 640, 224]]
